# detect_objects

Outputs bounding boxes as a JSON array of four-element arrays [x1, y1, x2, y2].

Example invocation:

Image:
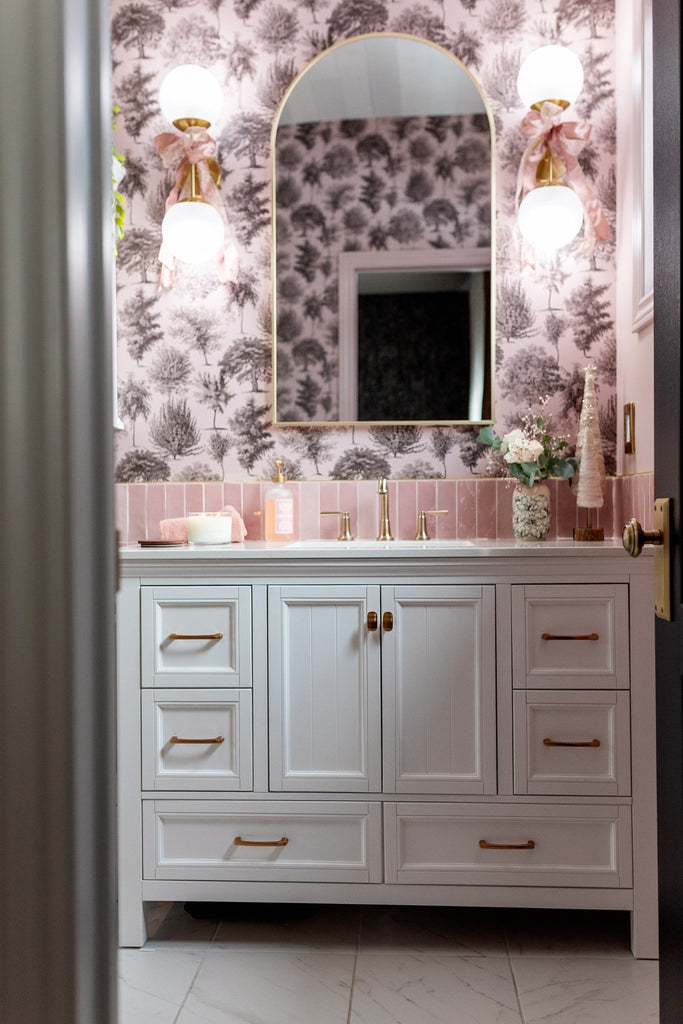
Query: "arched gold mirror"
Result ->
[[271, 33, 494, 426]]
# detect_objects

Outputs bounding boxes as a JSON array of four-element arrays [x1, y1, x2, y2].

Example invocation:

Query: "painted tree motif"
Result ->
[[149, 398, 202, 459], [195, 369, 233, 429], [111, 4, 164, 59], [120, 288, 163, 362], [118, 375, 151, 445], [149, 347, 193, 395], [221, 337, 272, 392], [115, 448, 171, 482], [116, 66, 159, 140], [230, 397, 274, 474]]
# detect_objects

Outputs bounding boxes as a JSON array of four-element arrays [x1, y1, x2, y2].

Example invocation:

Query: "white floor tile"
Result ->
[[118, 948, 202, 1024], [175, 950, 355, 1024], [359, 905, 509, 955], [350, 954, 523, 1024], [511, 955, 659, 1024]]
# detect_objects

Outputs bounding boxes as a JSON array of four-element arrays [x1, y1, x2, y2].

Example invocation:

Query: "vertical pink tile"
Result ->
[[317, 481, 339, 539], [357, 480, 377, 540], [495, 479, 513, 539], [145, 483, 167, 540], [164, 483, 186, 521], [556, 479, 576, 539], [395, 480, 417, 540], [417, 479, 438, 514], [597, 477, 615, 538], [476, 480, 498, 539], [434, 480, 456, 539], [222, 482, 243, 514], [128, 484, 148, 543], [339, 481, 359, 539], [241, 481, 263, 540], [456, 480, 477, 540], [288, 481, 301, 539], [203, 481, 224, 512], [184, 482, 204, 514], [114, 484, 129, 543]]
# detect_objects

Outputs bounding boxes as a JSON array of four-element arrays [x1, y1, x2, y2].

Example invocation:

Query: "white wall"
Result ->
[[616, 0, 655, 475]]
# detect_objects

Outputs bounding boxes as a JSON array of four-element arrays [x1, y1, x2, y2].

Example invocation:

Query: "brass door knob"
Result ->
[[622, 517, 663, 557]]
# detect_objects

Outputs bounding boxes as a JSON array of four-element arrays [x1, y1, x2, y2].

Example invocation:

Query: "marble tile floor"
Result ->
[[118, 903, 659, 1024]]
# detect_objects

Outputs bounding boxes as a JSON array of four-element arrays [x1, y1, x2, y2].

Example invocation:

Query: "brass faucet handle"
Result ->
[[320, 510, 354, 541], [415, 509, 448, 541]]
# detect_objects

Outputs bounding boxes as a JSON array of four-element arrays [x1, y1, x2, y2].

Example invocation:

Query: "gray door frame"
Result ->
[[0, 2, 117, 1021]]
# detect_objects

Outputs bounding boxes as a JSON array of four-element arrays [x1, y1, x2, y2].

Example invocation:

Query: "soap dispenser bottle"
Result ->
[[264, 460, 295, 542]]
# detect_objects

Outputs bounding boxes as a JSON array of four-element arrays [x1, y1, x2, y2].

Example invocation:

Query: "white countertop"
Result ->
[[119, 537, 638, 562]]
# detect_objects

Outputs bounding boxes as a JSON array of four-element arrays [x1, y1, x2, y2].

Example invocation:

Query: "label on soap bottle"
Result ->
[[274, 497, 293, 535]]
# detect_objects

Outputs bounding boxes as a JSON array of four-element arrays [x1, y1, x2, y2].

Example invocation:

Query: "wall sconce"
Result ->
[[516, 44, 612, 256], [155, 64, 237, 287]]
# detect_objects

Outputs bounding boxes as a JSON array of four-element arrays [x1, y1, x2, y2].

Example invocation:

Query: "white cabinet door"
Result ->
[[382, 586, 497, 794], [268, 586, 382, 791]]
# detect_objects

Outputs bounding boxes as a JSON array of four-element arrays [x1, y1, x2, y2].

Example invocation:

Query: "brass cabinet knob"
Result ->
[[622, 517, 663, 557], [367, 611, 378, 631], [382, 611, 393, 632]]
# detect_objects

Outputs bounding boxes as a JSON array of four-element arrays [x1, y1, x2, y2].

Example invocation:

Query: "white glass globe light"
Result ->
[[517, 184, 584, 250], [517, 45, 584, 109], [161, 201, 225, 264], [159, 64, 222, 126]]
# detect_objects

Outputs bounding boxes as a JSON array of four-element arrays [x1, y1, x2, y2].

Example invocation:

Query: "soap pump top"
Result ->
[[272, 460, 286, 483]]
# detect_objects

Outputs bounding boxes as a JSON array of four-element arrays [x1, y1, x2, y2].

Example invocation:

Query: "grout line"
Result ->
[[504, 925, 527, 1024], [345, 909, 363, 1024]]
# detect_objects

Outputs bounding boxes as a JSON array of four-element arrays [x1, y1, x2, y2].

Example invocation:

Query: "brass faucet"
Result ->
[[377, 478, 394, 541]]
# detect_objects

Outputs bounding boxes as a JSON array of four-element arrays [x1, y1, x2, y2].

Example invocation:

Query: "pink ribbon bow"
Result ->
[[516, 101, 613, 266], [155, 125, 238, 290]]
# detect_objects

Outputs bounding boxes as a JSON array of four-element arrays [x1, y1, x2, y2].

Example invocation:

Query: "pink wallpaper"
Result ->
[[112, 0, 618, 491]]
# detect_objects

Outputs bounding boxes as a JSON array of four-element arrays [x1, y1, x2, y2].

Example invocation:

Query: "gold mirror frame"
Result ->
[[270, 32, 496, 428]]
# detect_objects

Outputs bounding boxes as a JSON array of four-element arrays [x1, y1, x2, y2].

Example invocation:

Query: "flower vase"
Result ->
[[511, 482, 551, 541]]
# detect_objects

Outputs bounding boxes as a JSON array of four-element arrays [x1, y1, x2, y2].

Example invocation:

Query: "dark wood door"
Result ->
[[652, 2, 682, 1019]]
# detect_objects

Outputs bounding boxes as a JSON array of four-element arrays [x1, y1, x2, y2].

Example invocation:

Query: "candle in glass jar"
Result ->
[[187, 512, 232, 544]]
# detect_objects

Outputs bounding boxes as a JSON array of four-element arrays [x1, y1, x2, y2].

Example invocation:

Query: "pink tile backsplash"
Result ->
[[116, 474, 655, 546]]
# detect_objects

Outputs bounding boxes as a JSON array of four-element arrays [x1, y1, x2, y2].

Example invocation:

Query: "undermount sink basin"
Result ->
[[285, 538, 474, 549]]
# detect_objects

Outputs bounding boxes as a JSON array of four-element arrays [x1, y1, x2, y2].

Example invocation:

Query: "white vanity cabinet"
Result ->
[[267, 584, 496, 795], [117, 542, 657, 958]]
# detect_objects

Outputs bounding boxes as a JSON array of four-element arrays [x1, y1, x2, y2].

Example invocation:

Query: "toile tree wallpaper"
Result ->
[[112, 0, 617, 484]]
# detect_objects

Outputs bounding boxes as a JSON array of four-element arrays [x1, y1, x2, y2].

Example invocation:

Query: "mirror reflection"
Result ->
[[272, 34, 494, 426]]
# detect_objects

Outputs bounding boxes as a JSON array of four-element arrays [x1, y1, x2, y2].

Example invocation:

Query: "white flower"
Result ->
[[500, 428, 524, 454], [503, 435, 544, 464]]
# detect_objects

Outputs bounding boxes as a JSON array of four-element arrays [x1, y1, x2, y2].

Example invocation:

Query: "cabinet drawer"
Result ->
[[512, 585, 629, 689], [143, 801, 383, 882], [513, 690, 630, 796], [142, 689, 252, 791], [384, 803, 632, 887], [141, 586, 252, 687]]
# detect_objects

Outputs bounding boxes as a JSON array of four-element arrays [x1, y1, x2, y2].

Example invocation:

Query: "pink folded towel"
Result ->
[[160, 504, 248, 543]]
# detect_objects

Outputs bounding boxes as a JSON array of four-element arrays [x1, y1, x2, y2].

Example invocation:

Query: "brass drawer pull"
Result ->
[[541, 632, 599, 641], [367, 611, 378, 631], [543, 737, 601, 748], [479, 839, 535, 851], [170, 735, 224, 745], [234, 836, 289, 847], [382, 611, 393, 631], [168, 632, 223, 641]]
